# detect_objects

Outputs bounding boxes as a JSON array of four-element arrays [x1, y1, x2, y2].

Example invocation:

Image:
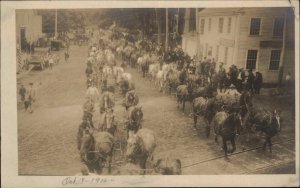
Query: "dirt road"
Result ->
[[17, 45, 295, 175]]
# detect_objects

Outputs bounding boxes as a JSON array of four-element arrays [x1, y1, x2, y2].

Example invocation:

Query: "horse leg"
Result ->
[[223, 138, 229, 159], [182, 100, 185, 113], [230, 138, 236, 153], [215, 134, 219, 143], [107, 155, 112, 174], [193, 114, 197, 129], [263, 137, 267, 152], [268, 137, 272, 153], [205, 119, 211, 138]]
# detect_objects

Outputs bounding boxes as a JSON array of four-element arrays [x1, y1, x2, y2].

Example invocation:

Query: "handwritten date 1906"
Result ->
[[62, 177, 114, 186]]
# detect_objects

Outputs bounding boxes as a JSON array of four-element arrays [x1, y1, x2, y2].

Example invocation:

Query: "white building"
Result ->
[[16, 10, 43, 50], [182, 8, 295, 84]]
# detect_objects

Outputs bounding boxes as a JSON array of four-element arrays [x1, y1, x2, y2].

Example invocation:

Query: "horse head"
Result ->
[[271, 109, 282, 131], [104, 108, 115, 129], [227, 111, 243, 135], [79, 130, 94, 162], [128, 92, 135, 102], [130, 106, 143, 124], [126, 134, 144, 161]]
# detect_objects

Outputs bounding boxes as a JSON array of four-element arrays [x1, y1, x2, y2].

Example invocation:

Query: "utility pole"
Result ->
[[55, 9, 58, 38], [156, 8, 162, 44], [196, 8, 199, 62], [165, 8, 169, 52], [278, 11, 287, 87]]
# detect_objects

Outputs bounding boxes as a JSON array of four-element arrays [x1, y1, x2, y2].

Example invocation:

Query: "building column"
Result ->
[[277, 11, 287, 86], [184, 8, 191, 34], [233, 12, 241, 67]]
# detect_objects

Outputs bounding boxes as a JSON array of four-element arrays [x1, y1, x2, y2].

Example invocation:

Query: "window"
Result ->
[[219, 18, 224, 33], [208, 18, 212, 31], [273, 18, 284, 37], [224, 47, 228, 64], [208, 46, 212, 56], [216, 45, 220, 60], [200, 19, 205, 34], [250, 18, 261, 35], [269, 50, 281, 70], [205, 43, 208, 56], [246, 50, 258, 70], [227, 17, 232, 33]]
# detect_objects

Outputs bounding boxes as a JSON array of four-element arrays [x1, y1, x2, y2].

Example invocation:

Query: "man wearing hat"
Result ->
[[247, 69, 255, 94], [19, 84, 26, 103], [24, 83, 36, 113]]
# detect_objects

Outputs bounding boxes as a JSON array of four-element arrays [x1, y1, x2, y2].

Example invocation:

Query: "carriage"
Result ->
[[51, 40, 63, 51], [27, 47, 50, 70]]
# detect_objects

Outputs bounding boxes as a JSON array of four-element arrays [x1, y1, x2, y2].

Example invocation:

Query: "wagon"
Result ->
[[27, 47, 50, 70], [51, 40, 63, 51]]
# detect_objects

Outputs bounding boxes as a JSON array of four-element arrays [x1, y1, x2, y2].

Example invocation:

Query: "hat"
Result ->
[[229, 84, 235, 89]]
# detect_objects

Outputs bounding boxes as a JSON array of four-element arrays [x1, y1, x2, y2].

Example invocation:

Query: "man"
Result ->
[[254, 71, 263, 94], [247, 69, 255, 94], [86, 83, 99, 102], [19, 84, 26, 103], [64, 50, 69, 63], [49, 55, 55, 70], [25, 83, 36, 113], [218, 63, 227, 92], [237, 68, 245, 92]]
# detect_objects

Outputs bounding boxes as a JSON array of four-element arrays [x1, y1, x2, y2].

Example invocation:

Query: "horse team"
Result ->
[[77, 28, 181, 175], [77, 27, 282, 175], [134, 34, 282, 160]]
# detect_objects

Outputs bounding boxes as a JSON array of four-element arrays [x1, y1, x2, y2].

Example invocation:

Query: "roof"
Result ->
[[198, 7, 291, 16]]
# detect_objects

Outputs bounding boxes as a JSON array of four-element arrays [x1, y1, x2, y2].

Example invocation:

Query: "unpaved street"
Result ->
[[18, 44, 295, 175]]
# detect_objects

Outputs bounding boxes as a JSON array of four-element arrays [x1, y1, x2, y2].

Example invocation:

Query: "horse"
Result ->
[[155, 70, 165, 92], [192, 83, 218, 100], [123, 90, 139, 110], [98, 108, 117, 136], [243, 107, 281, 153], [79, 130, 114, 174], [149, 63, 160, 82], [99, 91, 115, 113], [137, 56, 144, 72], [154, 157, 182, 175], [165, 69, 180, 94], [77, 119, 94, 150], [212, 111, 243, 159], [126, 128, 156, 173], [176, 81, 195, 113], [86, 65, 93, 78], [141, 59, 149, 78], [82, 97, 95, 127], [125, 106, 143, 138], [119, 78, 135, 96], [113, 66, 124, 82], [192, 97, 221, 137], [102, 66, 113, 76]]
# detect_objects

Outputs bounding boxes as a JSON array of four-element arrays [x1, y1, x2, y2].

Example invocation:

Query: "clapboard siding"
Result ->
[[184, 8, 295, 83]]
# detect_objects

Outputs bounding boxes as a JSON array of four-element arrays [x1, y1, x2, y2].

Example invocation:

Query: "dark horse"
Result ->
[[79, 129, 114, 174], [192, 97, 221, 137], [216, 65, 241, 93], [98, 108, 117, 136], [243, 107, 281, 153], [176, 81, 195, 113], [213, 111, 243, 159], [123, 90, 139, 111], [141, 59, 149, 78], [125, 106, 143, 139]]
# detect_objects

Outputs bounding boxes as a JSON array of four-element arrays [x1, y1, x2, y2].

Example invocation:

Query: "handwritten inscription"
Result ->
[[62, 177, 114, 186]]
